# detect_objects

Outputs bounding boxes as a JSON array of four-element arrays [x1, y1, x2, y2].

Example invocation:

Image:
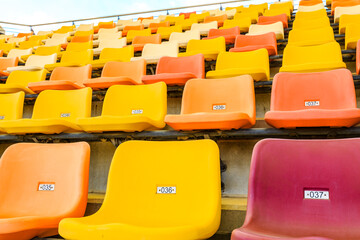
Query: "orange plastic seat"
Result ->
[[132, 34, 161, 52], [84, 60, 146, 90], [122, 25, 144, 37], [28, 65, 92, 93], [300, 0, 323, 5], [180, 11, 197, 19], [258, 14, 288, 28], [17, 32, 33, 39], [204, 27, 240, 44], [0, 57, 18, 77], [165, 76, 256, 130], [0, 142, 90, 240], [149, 22, 170, 34], [357, 40, 360, 74], [230, 32, 278, 56], [265, 69, 360, 128], [138, 16, 153, 21], [204, 14, 228, 27], [94, 21, 116, 33], [142, 54, 205, 85]]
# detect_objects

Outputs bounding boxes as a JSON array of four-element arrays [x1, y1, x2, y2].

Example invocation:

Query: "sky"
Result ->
[[0, 0, 284, 34]]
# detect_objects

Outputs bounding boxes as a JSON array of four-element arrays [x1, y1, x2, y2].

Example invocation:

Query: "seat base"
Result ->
[[206, 68, 269, 81], [83, 77, 140, 90], [142, 72, 198, 85], [28, 80, 85, 93], [205, 35, 236, 44], [230, 45, 277, 56], [0, 84, 35, 94]]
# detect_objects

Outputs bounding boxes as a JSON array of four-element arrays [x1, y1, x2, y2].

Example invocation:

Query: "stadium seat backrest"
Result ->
[[0, 57, 18, 70], [126, 29, 151, 39], [17, 32, 33, 38], [98, 21, 115, 29], [295, 9, 327, 19], [66, 41, 93, 52], [19, 40, 41, 49], [74, 30, 94, 37], [0, 92, 24, 120], [258, 14, 288, 28], [45, 37, 67, 46], [60, 49, 93, 64], [117, 19, 139, 26], [98, 32, 122, 41], [35, 45, 61, 56], [190, 21, 218, 31], [142, 19, 160, 25], [37, 31, 53, 36], [244, 138, 360, 239], [149, 22, 170, 29], [234, 11, 258, 22], [54, 26, 75, 34], [0, 142, 90, 218], [208, 27, 240, 38], [7, 48, 32, 58], [6, 69, 47, 86], [7, 37, 26, 44], [32, 87, 92, 120], [186, 37, 226, 53], [98, 38, 127, 49], [28, 35, 48, 41], [101, 82, 166, 122], [165, 15, 185, 23], [282, 42, 344, 68], [25, 54, 57, 67], [156, 54, 204, 78], [234, 32, 276, 48], [288, 26, 335, 45], [132, 34, 161, 45], [180, 76, 255, 120], [271, 69, 356, 111], [98, 27, 119, 35], [142, 42, 179, 58], [101, 59, 146, 83], [138, 16, 154, 21], [292, 16, 330, 29], [50, 64, 92, 83], [169, 30, 201, 43], [71, 35, 93, 43], [157, 25, 182, 36], [76, 23, 94, 31], [0, 43, 16, 52], [99, 45, 134, 61], [97, 139, 220, 231], [123, 25, 144, 32], [204, 14, 228, 24], [339, 14, 360, 34]]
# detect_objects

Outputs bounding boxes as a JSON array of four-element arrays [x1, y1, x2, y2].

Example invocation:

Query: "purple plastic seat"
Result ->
[[232, 138, 360, 240]]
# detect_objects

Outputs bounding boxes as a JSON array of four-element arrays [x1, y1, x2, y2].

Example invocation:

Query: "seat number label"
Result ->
[[157, 186, 176, 194], [38, 183, 55, 191], [60, 113, 71, 117], [304, 101, 320, 107], [213, 104, 226, 110], [304, 190, 329, 200], [132, 109, 143, 114], [0, 116, 4, 120]]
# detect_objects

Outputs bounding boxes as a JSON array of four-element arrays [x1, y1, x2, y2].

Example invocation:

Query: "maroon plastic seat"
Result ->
[[229, 32, 278, 56], [204, 27, 240, 44], [142, 54, 205, 85], [231, 138, 360, 240]]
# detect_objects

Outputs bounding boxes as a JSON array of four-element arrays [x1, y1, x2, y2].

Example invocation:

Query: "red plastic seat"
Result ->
[[122, 25, 144, 37], [204, 14, 228, 27], [132, 34, 161, 52], [204, 27, 240, 44], [232, 137, 360, 240], [0, 57, 18, 77], [258, 14, 288, 28], [265, 69, 360, 128], [149, 22, 170, 34], [28, 65, 92, 93], [180, 11, 197, 19], [142, 54, 205, 85], [230, 32, 278, 56], [84, 60, 146, 89], [357, 40, 360, 75]]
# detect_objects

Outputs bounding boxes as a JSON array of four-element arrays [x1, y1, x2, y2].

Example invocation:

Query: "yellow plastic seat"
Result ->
[[202, 9, 222, 16], [280, 42, 346, 73], [221, 18, 252, 32], [0, 92, 24, 132], [0, 88, 91, 134], [264, 8, 291, 19], [59, 139, 221, 240], [206, 49, 270, 81], [189, 12, 210, 22], [334, 5, 360, 23], [157, 25, 182, 40], [294, 9, 328, 20], [44, 37, 68, 47], [270, 1, 294, 11], [74, 30, 94, 37], [142, 19, 161, 28], [0, 70, 47, 94], [66, 41, 93, 52], [225, 6, 244, 13], [0, 42, 16, 54], [21, 45, 62, 61], [249, 3, 269, 14], [93, 38, 127, 55], [247, 22, 284, 40], [288, 26, 335, 46], [117, 19, 140, 26], [18, 40, 42, 49], [45, 50, 93, 71], [216, 9, 236, 18], [126, 29, 151, 43], [234, 11, 259, 24], [76, 82, 166, 132], [54, 25, 76, 34], [6, 54, 57, 72], [91, 46, 134, 69], [131, 43, 179, 64], [339, 14, 360, 34], [298, 3, 325, 12], [169, 30, 201, 47], [28, 35, 48, 42], [292, 16, 330, 29], [190, 22, 218, 36], [178, 37, 226, 61], [164, 15, 185, 25], [345, 23, 360, 49], [37, 31, 53, 37]]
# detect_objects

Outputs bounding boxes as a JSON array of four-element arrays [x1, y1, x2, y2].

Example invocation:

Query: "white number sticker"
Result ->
[[132, 109, 143, 114], [304, 190, 329, 200], [0, 116, 4, 120], [38, 183, 55, 191], [304, 101, 320, 107], [60, 113, 70, 117], [157, 186, 176, 194], [213, 104, 226, 110]]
